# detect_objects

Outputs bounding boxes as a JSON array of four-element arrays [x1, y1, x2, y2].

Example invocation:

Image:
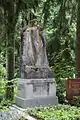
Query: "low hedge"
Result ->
[[27, 104, 80, 120]]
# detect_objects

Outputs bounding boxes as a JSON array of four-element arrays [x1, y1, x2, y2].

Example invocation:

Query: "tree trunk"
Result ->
[[4, 1, 20, 100], [76, 0, 80, 77], [6, 22, 15, 100]]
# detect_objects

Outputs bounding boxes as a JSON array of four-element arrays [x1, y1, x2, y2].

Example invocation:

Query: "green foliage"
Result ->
[[0, 100, 13, 111], [28, 104, 80, 120], [5, 78, 18, 101], [51, 60, 75, 103], [70, 96, 80, 107], [0, 64, 6, 96], [19, 116, 25, 120], [43, 1, 76, 103], [0, 94, 3, 102]]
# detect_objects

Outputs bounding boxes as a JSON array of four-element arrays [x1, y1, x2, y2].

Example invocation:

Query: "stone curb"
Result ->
[[11, 105, 37, 120]]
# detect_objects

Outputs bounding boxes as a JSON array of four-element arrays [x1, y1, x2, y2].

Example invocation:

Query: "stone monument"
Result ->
[[16, 26, 58, 108]]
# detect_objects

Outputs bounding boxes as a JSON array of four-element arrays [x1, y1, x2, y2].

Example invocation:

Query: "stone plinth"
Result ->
[[16, 78, 58, 108]]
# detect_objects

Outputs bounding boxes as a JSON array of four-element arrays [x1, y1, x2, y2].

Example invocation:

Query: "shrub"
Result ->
[[27, 104, 80, 120], [70, 96, 80, 107], [51, 63, 75, 103], [0, 64, 6, 95]]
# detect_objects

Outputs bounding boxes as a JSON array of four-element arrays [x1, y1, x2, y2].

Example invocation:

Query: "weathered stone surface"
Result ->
[[16, 78, 58, 108], [20, 27, 54, 78], [17, 78, 56, 98], [21, 66, 54, 78]]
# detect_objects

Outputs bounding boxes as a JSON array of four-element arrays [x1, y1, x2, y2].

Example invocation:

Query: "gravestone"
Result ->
[[65, 78, 80, 100], [16, 26, 58, 108]]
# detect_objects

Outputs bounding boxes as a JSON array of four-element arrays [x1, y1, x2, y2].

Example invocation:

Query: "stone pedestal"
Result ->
[[16, 78, 58, 108]]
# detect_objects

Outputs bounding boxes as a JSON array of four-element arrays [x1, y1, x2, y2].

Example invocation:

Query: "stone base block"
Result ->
[[16, 96, 58, 108], [16, 78, 58, 108]]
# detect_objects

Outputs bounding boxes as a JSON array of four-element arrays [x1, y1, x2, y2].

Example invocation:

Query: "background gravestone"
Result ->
[[16, 26, 58, 108]]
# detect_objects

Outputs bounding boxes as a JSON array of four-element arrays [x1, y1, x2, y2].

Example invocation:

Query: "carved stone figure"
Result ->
[[20, 26, 54, 79]]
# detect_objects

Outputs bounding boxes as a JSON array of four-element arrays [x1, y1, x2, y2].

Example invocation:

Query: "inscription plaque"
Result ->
[[33, 83, 49, 97]]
